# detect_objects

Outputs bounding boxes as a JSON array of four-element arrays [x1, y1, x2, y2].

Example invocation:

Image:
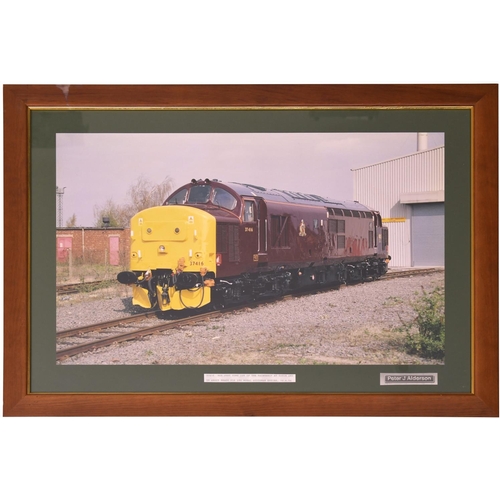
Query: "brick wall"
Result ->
[[56, 228, 131, 266]]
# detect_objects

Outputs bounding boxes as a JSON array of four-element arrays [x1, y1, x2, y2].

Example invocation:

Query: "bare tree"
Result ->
[[127, 175, 173, 211], [93, 176, 174, 228], [65, 213, 78, 227], [93, 199, 129, 228]]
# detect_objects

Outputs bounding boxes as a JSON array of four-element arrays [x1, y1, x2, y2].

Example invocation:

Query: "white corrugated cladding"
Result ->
[[352, 147, 444, 267]]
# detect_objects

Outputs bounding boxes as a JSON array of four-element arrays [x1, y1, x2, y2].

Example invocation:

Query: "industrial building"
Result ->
[[352, 135, 444, 267]]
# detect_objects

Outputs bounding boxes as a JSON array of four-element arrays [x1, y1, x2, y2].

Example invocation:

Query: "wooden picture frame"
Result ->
[[3, 84, 498, 416]]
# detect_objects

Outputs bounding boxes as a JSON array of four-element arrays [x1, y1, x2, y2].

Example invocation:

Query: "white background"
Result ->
[[1, 2, 498, 499]]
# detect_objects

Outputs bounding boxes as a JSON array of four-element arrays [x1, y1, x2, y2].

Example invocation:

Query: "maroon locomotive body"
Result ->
[[157, 178, 390, 307]]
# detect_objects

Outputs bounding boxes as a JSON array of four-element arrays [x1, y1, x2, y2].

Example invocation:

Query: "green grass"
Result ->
[[398, 286, 445, 360]]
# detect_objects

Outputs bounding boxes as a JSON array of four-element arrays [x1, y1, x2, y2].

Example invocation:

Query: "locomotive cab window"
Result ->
[[188, 185, 211, 204], [212, 188, 237, 210], [243, 200, 255, 222], [166, 188, 187, 205]]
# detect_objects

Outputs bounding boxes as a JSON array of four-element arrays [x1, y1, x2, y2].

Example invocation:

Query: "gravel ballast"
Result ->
[[57, 270, 445, 365]]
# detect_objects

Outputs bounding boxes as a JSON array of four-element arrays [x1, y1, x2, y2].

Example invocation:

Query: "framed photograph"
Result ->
[[3, 84, 498, 416]]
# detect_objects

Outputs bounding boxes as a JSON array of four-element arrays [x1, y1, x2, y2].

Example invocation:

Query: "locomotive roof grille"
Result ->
[[277, 190, 329, 203], [240, 183, 267, 192]]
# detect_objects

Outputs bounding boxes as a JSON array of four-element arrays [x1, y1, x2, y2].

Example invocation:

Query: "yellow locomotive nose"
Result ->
[[128, 205, 216, 310]]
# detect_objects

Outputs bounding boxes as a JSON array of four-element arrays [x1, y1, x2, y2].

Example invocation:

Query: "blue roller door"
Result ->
[[411, 203, 444, 266]]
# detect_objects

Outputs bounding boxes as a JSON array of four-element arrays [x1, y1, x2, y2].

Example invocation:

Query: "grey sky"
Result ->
[[56, 132, 444, 227]]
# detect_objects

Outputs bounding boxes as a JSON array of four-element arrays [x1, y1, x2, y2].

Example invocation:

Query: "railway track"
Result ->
[[56, 311, 157, 339], [56, 308, 234, 361], [56, 267, 443, 361], [383, 267, 443, 280], [57, 280, 114, 295]]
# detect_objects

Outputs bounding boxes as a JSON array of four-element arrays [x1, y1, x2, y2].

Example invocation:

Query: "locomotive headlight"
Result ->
[[158, 245, 166, 253]]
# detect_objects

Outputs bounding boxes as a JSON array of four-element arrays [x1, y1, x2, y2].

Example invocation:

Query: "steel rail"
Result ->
[[56, 309, 227, 360], [56, 311, 157, 338], [383, 268, 443, 280], [56, 279, 115, 295]]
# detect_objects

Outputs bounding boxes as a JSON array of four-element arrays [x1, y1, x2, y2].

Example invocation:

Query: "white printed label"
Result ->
[[204, 374, 296, 383]]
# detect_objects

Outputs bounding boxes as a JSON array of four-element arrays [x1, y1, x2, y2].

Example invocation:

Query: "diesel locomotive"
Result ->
[[117, 179, 390, 311]]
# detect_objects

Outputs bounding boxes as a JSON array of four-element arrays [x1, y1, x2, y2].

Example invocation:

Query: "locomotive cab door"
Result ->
[[257, 198, 268, 263], [242, 198, 260, 265]]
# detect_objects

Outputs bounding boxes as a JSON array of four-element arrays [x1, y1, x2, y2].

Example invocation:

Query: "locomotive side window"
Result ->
[[167, 188, 187, 205], [213, 188, 237, 210], [188, 185, 211, 203], [271, 215, 290, 248], [243, 200, 255, 222]]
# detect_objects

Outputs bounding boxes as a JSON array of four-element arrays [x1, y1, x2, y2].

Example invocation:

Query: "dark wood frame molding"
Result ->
[[3, 84, 498, 416]]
